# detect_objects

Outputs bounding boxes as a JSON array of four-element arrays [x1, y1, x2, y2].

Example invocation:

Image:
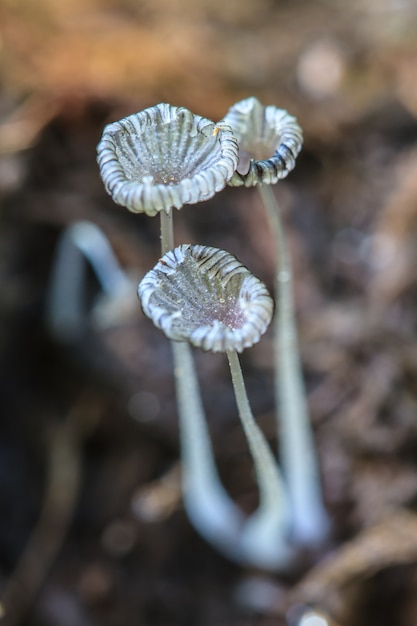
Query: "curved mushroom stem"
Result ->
[[160, 210, 246, 560], [172, 341, 246, 561], [46, 221, 134, 342], [258, 183, 329, 545], [226, 349, 293, 569]]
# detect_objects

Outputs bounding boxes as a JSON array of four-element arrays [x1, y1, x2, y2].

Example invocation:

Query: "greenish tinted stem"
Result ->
[[226, 349, 293, 569], [258, 183, 328, 545], [160, 209, 174, 254]]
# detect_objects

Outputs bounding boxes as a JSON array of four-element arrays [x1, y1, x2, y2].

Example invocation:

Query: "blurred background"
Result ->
[[1, 1, 417, 625]]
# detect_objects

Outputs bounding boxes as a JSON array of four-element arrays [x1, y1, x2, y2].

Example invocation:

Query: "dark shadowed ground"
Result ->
[[1, 1, 417, 625]]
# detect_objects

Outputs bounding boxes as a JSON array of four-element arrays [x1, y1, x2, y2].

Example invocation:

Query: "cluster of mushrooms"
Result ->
[[95, 98, 328, 571]]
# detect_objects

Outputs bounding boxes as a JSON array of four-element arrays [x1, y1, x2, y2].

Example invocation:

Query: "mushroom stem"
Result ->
[[46, 221, 134, 342], [160, 209, 174, 254], [226, 349, 293, 569], [159, 213, 246, 561], [172, 341, 245, 561], [258, 183, 328, 545]]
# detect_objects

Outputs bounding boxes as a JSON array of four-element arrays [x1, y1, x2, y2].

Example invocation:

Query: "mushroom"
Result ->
[[97, 102, 238, 253], [224, 97, 328, 545], [97, 104, 293, 568], [138, 243, 293, 570], [224, 96, 303, 188]]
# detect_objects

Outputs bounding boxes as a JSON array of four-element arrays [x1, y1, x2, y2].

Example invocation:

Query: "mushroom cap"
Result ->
[[223, 97, 303, 187], [97, 103, 239, 216], [138, 244, 273, 353]]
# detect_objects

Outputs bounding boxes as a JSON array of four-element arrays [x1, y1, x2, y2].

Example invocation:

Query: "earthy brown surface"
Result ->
[[1, 1, 417, 625]]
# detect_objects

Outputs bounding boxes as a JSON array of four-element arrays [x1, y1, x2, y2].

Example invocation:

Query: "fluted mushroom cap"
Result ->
[[223, 97, 303, 187], [138, 244, 273, 353], [97, 104, 239, 216]]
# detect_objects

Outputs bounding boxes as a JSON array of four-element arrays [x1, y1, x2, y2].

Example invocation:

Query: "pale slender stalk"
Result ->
[[160, 209, 245, 561], [226, 349, 293, 569], [172, 341, 244, 561], [258, 183, 328, 544], [46, 221, 134, 342], [160, 209, 174, 254]]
